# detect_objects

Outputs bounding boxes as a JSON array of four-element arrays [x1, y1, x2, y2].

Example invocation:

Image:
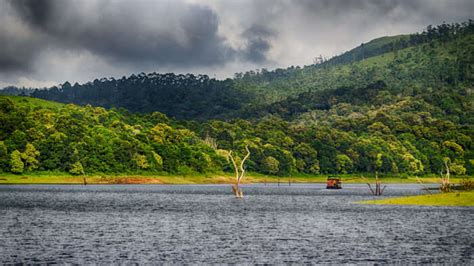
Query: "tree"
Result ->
[[440, 140, 466, 192], [132, 153, 149, 169], [362, 153, 386, 196], [262, 156, 279, 175], [402, 153, 424, 175], [10, 150, 24, 174], [227, 145, 251, 198], [151, 151, 163, 170], [293, 143, 319, 173], [69, 161, 84, 175], [0, 141, 8, 171], [21, 143, 40, 171], [336, 154, 353, 174]]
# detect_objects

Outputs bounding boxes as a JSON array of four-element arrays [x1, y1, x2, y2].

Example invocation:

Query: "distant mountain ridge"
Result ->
[[1, 20, 473, 120]]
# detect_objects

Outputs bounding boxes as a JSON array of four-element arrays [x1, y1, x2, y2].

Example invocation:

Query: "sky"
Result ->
[[0, 0, 473, 88]]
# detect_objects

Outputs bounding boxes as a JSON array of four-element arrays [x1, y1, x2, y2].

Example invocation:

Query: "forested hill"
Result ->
[[0, 92, 472, 176], [0, 21, 472, 177], [240, 81, 473, 125], [2, 21, 473, 120], [234, 21, 474, 102], [30, 74, 251, 120]]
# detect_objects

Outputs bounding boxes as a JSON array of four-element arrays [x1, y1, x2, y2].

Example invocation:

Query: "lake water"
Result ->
[[0, 184, 472, 264]]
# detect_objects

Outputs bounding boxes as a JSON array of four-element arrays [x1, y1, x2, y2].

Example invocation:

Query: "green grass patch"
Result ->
[[358, 191, 474, 207], [3, 95, 65, 109], [0, 172, 467, 185]]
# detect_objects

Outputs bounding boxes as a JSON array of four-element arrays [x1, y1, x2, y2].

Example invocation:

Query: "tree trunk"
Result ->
[[441, 160, 451, 192], [82, 168, 87, 186], [228, 145, 250, 198], [362, 174, 385, 196]]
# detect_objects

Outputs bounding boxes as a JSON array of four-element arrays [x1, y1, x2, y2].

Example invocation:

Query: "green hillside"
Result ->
[[1, 86, 472, 177], [234, 22, 474, 103], [0, 21, 472, 178], [0, 95, 228, 175]]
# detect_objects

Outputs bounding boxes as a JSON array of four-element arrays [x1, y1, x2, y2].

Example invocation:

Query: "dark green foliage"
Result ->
[[0, 96, 226, 174], [29, 73, 252, 120], [0, 21, 472, 176], [233, 21, 474, 103]]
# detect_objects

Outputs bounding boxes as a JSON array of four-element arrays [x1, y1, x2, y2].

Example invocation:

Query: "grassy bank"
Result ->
[[0, 172, 467, 185], [358, 191, 474, 207]]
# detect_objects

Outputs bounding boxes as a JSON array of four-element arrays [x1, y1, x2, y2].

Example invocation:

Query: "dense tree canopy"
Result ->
[[0, 21, 472, 177]]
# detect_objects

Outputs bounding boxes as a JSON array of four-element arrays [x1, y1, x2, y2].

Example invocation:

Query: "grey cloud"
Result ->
[[0, 27, 37, 72], [10, 0, 56, 27], [295, 0, 473, 22], [0, 0, 473, 87], [241, 25, 276, 63], [0, 1, 43, 73], [8, 0, 240, 68]]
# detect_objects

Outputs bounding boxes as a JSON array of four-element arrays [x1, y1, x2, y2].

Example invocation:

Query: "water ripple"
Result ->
[[0, 184, 472, 264]]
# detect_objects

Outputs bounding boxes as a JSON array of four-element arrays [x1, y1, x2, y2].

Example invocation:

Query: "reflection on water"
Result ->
[[0, 184, 472, 264]]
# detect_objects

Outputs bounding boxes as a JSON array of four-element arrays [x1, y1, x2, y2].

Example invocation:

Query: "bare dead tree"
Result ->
[[361, 154, 386, 196], [81, 167, 87, 186], [227, 145, 250, 198], [361, 173, 386, 196], [415, 176, 432, 194], [440, 158, 451, 192]]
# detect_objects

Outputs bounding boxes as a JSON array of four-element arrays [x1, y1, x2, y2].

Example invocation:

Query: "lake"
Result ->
[[0, 184, 472, 264]]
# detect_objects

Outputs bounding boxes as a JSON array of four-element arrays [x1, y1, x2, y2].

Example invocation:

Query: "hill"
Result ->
[[0, 21, 472, 177], [2, 21, 472, 120], [30, 74, 251, 120], [0, 95, 228, 174], [1, 85, 472, 176], [234, 21, 474, 102]]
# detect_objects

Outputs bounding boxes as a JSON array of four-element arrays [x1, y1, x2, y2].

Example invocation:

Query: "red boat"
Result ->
[[326, 177, 342, 189]]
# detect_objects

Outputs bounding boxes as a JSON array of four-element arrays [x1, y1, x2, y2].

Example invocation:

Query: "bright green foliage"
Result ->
[[21, 143, 40, 171], [402, 153, 424, 175], [132, 154, 149, 169], [151, 151, 163, 170], [450, 161, 466, 175], [0, 96, 226, 175], [336, 154, 353, 174], [10, 150, 24, 174], [262, 156, 280, 175], [69, 161, 84, 175], [441, 141, 467, 175]]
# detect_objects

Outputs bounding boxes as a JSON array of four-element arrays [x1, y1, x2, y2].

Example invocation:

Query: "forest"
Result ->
[[0, 21, 473, 177]]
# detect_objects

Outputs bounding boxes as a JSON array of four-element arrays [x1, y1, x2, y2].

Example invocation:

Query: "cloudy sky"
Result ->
[[0, 0, 473, 88]]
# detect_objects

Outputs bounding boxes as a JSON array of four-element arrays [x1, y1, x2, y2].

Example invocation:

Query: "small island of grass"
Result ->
[[358, 191, 474, 207]]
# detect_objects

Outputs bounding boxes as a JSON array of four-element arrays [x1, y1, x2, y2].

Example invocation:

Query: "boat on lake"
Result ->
[[326, 177, 342, 189]]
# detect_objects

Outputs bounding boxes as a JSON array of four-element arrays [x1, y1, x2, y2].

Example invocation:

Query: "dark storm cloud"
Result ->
[[0, 30, 37, 72], [6, 0, 241, 69], [0, 0, 472, 87], [241, 24, 276, 63], [10, 0, 55, 27], [0, 1, 41, 72]]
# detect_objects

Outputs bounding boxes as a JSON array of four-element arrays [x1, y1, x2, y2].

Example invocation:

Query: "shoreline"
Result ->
[[357, 191, 474, 207], [0, 173, 467, 185]]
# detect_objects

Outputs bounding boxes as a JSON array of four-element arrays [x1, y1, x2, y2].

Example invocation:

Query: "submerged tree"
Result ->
[[362, 153, 386, 196], [440, 141, 466, 192], [227, 145, 251, 198]]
